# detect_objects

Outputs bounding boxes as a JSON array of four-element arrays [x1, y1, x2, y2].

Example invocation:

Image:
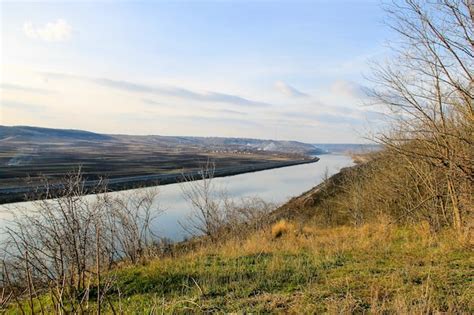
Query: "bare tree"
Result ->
[[319, 168, 335, 225], [103, 188, 161, 264], [179, 161, 225, 238], [369, 0, 473, 231]]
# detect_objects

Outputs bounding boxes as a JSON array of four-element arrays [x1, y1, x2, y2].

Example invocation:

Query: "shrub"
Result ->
[[1, 170, 162, 312]]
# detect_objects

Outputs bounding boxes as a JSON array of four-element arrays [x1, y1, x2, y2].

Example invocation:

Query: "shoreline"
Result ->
[[0, 157, 319, 205]]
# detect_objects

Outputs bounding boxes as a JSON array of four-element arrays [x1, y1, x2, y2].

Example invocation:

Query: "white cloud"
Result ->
[[329, 80, 366, 99], [275, 81, 309, 98], [23, 19, 72, 42], [41, 72, 272, 108]]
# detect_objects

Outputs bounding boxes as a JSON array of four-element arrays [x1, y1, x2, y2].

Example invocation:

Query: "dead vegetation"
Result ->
[[179, 161, 276, 241], [270, 220, 294, 238], [275, 0, 472, 234], [369, 0, 473, 231]]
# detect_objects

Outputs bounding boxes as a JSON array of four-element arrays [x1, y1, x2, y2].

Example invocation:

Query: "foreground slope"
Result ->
[[8, 222, 471, 313], [107, 223, 472, 313]]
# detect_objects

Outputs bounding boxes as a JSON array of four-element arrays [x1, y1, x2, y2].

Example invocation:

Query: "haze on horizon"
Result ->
[[0, 0, 392, 143]]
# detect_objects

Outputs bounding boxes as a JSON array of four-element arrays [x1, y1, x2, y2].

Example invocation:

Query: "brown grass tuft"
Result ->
[[271, 220, 293, 238]]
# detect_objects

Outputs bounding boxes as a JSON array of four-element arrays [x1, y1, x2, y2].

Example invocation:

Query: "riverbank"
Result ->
[[0, 156, 319, 204]]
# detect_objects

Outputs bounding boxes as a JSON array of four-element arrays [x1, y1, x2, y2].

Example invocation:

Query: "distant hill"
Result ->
[[0, 125, 321, 156], [0, 125, 326, 203], [0, 125, 112, 142], [175, 136, 322, 155], [312, 143, 381, 154]]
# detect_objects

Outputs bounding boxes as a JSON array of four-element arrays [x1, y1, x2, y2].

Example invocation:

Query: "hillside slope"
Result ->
[[0, 125, 321, 155], [101, 223, 472, 313]]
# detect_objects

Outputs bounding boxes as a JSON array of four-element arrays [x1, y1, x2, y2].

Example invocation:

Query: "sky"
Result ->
[[0, 0, 393, 143]]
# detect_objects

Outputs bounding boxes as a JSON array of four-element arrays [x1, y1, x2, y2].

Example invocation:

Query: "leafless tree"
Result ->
[[102, 188, 161, 264], [179, 161, 225, 238], [369, 0, 473, 231]]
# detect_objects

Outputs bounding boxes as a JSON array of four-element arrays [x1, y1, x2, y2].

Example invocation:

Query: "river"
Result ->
[[0, 154, 353, 241]]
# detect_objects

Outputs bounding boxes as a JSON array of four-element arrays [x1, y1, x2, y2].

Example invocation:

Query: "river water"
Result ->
[[0, 154, 353, 241]]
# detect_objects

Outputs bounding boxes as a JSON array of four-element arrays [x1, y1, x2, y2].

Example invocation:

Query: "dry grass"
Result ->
[[270, 219, 294, 238], [4, 219, 472, 313], [116, 221, 473, 313]]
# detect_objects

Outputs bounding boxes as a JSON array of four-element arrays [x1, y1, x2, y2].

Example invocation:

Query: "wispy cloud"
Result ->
[[0, 83, 53, 94], [41, 72, 271, 108], [213, 109, 248, 116], [282, 104, 385, 126], [95, 78, 271, 108], [179, 115, 261, 127], [285, 111, 361, 125], [362, 110, 386, 121], [329, 80, 367, 99], [275, 81, 309, 98], [23, 19, 72, 42], [141, 98, 175, 108], [1, 100, 43, 112], [142, 99, 249, 119], [113, 111, 259, 127]]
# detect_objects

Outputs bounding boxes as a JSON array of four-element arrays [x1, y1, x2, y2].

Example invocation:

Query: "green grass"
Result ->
[[96, 225, 474, 313], [5, 223, 473, 313]]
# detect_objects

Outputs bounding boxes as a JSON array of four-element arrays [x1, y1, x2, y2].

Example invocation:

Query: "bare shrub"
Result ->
[[0, 170, 162, 312], [310, 147, 471, 231], [180, 161, 275, 240], [224, 197, 275, 235], [319, 168, 335, 225], [179, 161, 224, 238], [103, 188, 161, 264]]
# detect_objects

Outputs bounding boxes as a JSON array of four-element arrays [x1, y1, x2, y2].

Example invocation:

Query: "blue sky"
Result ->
[[0, 0, 392, 143]]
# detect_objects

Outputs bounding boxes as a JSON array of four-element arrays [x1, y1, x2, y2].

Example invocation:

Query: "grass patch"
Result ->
[[96, 224, 474, 313]]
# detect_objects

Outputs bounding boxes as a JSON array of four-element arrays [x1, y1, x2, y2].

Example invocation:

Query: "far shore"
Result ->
[[0, 157, 319, 205]]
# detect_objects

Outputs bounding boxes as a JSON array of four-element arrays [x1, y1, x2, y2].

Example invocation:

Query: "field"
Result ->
[[0, 141, 301, 187], [0, 125, 318, 203]]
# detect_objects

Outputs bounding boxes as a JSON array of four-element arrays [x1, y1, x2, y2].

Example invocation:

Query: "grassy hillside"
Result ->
[[6, 221, 472, 313], [110, 224, 472, 313], [2, 141, 472, 313], [3, 153, 472, 313]]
